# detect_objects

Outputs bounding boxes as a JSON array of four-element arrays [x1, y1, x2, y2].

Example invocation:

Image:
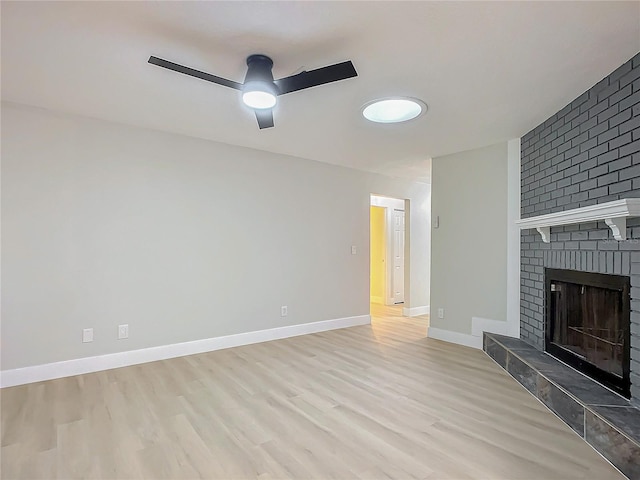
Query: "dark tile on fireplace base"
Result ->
[[483, 332, 640, 479], [486, 333, 629, 406], [484, 336, 507, 369], [509, 348, 565, 373], [585, 409, 640, 480], [489, 333, 539, 352], [590, 406, 640, 444], [537, 376, 584, 435], [541, 368, 629, 407], [506, 352, 538, 394]]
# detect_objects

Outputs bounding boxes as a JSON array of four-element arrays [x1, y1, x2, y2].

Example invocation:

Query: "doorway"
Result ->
[[370, 195, 406, 307]]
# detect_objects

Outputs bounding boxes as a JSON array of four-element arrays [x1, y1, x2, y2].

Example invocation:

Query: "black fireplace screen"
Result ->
[[545, 269, 630, 398]]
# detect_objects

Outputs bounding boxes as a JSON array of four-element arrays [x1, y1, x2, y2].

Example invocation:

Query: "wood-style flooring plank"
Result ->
[[1, 305, 625, 479]]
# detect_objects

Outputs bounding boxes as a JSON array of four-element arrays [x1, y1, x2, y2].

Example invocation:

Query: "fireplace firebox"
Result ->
[[545, 268, 631, 398]]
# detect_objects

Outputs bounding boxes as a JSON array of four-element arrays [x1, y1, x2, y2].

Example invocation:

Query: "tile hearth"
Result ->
[[484, 332, 640, 479]]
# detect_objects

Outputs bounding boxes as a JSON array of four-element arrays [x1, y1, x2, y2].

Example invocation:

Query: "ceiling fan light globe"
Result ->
[[242, 82, 277, 109], [242, 90, 277, 109]]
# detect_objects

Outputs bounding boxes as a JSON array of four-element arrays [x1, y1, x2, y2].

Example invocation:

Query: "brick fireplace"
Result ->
[[519, 52, 640, 407]]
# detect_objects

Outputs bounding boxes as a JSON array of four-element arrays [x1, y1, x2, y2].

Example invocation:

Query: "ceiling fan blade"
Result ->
[[274, 61, 357, 95], [255, 109, 274, 129], [148, 56, 242, 90]]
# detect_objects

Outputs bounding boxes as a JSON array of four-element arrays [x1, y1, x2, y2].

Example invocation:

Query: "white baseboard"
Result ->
[[428, 317, 515, 350], [427, 327, 481, 349], [0, 314, 371, 388], [402, 305, 429, 317], [370, 296, 384, 305], [471, 316, 509, 338]]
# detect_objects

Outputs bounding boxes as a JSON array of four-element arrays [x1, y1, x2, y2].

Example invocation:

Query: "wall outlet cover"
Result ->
[[82, 328, 94, 343]]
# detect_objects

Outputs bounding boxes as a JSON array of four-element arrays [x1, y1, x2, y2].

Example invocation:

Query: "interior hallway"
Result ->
[[1, 307, 622, 479], [370, 302, 429, 330]]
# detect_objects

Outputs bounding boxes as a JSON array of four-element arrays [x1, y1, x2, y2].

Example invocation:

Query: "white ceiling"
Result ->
[[2, 2, 639, 182]]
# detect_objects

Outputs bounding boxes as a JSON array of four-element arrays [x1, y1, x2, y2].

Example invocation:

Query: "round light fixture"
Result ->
[[242, 81, 277, 109], [362, 97, 426, 123]]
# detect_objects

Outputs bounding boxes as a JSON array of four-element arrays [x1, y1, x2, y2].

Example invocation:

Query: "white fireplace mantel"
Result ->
[[516, 198, 640, 243]]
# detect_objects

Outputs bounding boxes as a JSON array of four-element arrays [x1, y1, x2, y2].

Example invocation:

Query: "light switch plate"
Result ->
[[118, 324, 129, 339]]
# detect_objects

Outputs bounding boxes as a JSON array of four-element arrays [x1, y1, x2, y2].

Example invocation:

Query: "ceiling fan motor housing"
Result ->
[[244, 54, 276, 88]]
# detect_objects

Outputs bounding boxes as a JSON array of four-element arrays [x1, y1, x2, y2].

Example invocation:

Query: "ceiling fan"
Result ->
[[148, 54, 358, 129]]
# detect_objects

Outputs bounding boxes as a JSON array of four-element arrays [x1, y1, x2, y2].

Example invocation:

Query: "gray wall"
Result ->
[[1, 102, 431, 371], [520, 53, 640, 405], [431, 142, 509, 334]]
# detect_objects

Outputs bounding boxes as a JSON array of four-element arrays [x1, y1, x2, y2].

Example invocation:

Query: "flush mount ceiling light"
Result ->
[[362, 97, 427, 123]]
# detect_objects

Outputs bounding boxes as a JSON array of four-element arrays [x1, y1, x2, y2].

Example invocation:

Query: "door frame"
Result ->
[[384, 206, 394, 305], [370, 195, 407, 306], [389, 208, 405, 305]]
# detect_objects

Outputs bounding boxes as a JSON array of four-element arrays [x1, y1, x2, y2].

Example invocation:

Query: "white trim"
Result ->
[[515, 198, 640, 242], [507, 138, 521, 338], [604, 217, 626, 240], [370, 195, 404, 210], [427, 316, 514, 350], [427, 327, 480, 349], [402, 305, 429, 317], [471, 316, 509, 338], [0, 314, 371, 388], [385, 205, 394, 305]]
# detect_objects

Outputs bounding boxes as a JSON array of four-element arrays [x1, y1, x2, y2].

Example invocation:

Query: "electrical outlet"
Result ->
[[118, 324, 129, 339], [281, 306, 288, 317], [351, 245, 357, 255], [437, 308, 444, 319], [82, 328, 94, 343]]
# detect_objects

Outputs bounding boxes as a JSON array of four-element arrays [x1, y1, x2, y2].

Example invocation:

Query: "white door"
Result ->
[[392, 209, 405, 304]]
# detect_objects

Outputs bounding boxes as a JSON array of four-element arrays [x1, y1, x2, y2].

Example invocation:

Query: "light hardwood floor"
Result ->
[[1, 306, 624, 479]]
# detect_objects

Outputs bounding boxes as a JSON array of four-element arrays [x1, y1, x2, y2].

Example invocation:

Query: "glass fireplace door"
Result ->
[[546, 268, 630, 398]]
